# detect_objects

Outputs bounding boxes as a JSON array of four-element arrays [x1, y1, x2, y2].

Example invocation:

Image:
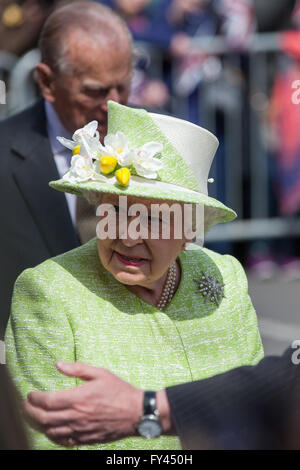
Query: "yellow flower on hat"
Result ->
[[72, 145, 81, 155], [100, 156, 118, 175], [115, 167, 131, 186]]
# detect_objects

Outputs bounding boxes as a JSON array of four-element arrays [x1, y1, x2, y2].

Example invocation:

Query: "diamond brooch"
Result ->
[[194, 272, 225, 306]]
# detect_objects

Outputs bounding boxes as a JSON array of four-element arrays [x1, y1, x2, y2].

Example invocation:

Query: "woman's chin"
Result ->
[[114, 270, 147, 286]]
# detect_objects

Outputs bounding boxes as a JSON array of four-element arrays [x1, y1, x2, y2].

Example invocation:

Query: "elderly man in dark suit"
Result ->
[[0, 1, 133, 337]]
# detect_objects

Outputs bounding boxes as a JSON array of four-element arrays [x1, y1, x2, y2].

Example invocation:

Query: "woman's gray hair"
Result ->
[[38, 1, 134, 75], [82, 191, 103, 207]]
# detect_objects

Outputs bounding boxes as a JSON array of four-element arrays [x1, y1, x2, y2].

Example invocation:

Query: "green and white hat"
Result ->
[[50, 101, 236, 229]]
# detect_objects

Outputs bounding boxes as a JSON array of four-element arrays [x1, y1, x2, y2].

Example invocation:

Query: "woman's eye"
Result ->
[[149, 216, 162, 224]]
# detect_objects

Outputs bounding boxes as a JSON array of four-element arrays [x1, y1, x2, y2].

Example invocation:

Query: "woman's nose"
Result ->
[[118, 215, 144, 245], [121, 237, 143, 248]]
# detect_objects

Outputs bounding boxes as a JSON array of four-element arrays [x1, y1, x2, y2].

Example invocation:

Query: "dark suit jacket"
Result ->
[[167, 347, 300, 449], [0, 99, 80, 337]]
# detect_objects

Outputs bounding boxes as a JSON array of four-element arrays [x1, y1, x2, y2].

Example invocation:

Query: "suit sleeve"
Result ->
[[5, 266, 77, 450], [167, 347, 299, 449]]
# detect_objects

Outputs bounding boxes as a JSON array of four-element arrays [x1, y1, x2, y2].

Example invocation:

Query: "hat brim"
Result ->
[[49, 177, 236, 228]]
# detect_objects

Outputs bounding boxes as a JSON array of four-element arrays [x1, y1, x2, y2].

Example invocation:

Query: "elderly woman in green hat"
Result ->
[[5, 101, 263, 450]]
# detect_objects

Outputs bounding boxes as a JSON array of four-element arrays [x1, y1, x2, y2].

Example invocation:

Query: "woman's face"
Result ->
[[96, 193, 188, 289]]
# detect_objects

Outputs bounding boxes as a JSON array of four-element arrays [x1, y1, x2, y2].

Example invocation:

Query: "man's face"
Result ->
[[45, 32, 132, 138]]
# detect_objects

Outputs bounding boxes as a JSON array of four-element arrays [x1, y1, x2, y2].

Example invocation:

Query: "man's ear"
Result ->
[[35, 63, 56, 103]]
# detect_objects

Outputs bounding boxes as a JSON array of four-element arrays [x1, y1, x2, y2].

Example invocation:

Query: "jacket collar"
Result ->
[[12, 99, 80, 256]]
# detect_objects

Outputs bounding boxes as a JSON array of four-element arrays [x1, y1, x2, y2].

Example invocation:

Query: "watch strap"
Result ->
[[143, 391, 157, 416]]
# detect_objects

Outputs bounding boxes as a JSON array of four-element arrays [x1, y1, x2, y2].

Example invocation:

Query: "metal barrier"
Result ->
[[3, 33, 300, 242], [7, 48, 41, 116], [0, 50, 17, 119]]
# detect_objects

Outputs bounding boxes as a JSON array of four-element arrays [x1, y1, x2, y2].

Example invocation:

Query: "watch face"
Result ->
[[138, 417, 162, 439]]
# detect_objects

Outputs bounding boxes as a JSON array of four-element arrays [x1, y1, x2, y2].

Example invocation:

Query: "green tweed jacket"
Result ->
[[5, 239, 263, 450]]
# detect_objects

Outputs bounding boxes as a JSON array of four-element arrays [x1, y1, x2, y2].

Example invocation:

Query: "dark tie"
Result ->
[[75, 196, 98, 244]]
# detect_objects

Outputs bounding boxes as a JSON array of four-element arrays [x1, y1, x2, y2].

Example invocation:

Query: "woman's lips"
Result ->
[[115, 252, 148, 267]]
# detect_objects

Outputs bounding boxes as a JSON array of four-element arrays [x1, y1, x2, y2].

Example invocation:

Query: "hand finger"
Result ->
[[49, 436, 79, 448], [27, 386, 84, 410], [74, 431, 116, 445], [24, 400, 78, 430], [46, 423, 97, 448], [56, 361, 104, 381], [46, 425, 74, 440], [23, 402, 45, 434], [75, 432, 102, 445]]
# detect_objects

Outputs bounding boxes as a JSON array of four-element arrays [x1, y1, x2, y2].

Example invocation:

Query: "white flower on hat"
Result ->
[[102, 131, 130, 165], [123, 142, 163, 179], [57, 121, 104, 160], [63, 154, 106, 184], [58, 120, 164, 187]]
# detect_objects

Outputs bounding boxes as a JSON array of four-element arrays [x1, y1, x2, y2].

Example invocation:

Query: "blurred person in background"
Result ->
[[99, 0, 170, 110], [0, 0, 72, 118], [98, 0, 255, 114], [246, 2, 300, 279], [164, 0, 255, 258], [254, 0, 297, 33], [0, 1, 133, 338], [0, 0, 71, 56], [146, 0, 256, 114], [0, 0, 74, 121], [263, 31, 300, 278], [0, 365, 28, 450]]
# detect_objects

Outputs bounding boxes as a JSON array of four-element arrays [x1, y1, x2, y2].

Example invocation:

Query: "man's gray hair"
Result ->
[[39, 0, 133, 75]]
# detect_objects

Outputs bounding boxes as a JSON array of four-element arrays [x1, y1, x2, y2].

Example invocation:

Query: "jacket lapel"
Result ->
[[12, 100, 80, 256]]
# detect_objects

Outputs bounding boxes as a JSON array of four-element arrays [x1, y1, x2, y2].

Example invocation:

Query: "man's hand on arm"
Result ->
[[23, 361, 175, 447]]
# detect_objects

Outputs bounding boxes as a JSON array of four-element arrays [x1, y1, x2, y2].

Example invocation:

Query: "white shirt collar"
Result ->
[[44, 100, 77, 225], [44, 100, 72, 155]]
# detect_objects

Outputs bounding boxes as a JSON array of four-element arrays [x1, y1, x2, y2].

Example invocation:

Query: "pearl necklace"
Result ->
[[157, 261, 177, 310]]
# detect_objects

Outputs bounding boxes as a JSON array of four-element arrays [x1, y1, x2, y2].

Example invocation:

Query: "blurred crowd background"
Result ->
[[1, 0, 300, 351]]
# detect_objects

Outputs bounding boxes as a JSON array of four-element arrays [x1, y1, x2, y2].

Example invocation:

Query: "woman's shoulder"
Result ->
[[183, 243, 241, 266], [16, 238, 100, 284], [182, 244, 248, 285]]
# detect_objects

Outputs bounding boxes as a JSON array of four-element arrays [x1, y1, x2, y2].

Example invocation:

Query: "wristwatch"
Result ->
[[137, 391, 162, 438]]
